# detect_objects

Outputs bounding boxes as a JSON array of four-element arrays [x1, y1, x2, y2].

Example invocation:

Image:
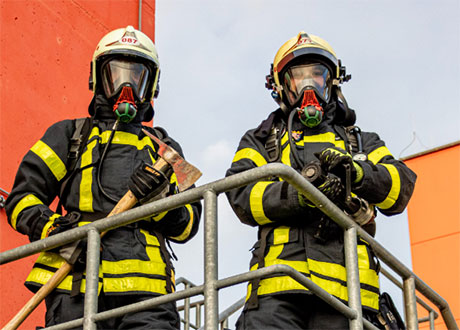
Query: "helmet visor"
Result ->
[[101, 58, 151, 100], [282, 63, 332, 105]]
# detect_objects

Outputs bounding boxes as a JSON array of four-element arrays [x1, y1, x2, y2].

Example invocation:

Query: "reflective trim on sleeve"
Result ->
[[368, 146, 392, 164], [31, 140, 67, 181], [79, 130, 98, 212], [232, 148, 268, 167], [11, 194, 44, 230], [249, 181, 274, 225], [40, 213, 62, 239], [169, 204, 195, 241], [376, 164, 401, 210]]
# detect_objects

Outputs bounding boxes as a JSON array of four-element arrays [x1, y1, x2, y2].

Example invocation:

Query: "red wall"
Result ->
[[405, 143, 460, 329], [0, 1, 155, 328]]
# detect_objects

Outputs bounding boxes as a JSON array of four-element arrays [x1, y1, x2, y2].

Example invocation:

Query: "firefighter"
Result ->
[[5, 26, 202, 329], [225, 31, 416, 329]]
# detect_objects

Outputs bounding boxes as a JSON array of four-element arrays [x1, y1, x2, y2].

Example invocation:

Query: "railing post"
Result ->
[[184, 282, 191, 330], [203, 190, 219, 330], [83, 228, 101, 330], [404, 276, 419, 330], [344, 226, 363, 330], [429, 311, 435, 330]]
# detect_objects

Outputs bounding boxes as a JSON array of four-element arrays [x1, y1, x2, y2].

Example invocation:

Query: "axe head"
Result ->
[[142, 129, 202, 191]]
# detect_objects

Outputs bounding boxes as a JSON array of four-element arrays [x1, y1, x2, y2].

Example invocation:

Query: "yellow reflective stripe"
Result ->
[[376, 164, 400, 209], [11, 194, 43, 230], [152, 211, 168, 221], [334, 140, 346, 149], [273, 226, 290, 245], [233, 148, 267, 167], [246, 260, 378, 309], [139, 229, 160, 246], [79, 129, 99, 212], [30, 140, 67, 181], [249, 181, 274, 225], [103, 276, 169, 294], [100, 131, 154, 150], [368, 146, 392, 164], [301, 132, 334, 144], [357, 244, 370, 269], [309, 258, 347, 282], [27, 266, 102, 293], [27, 252, 103, 293], [40, 213, 61, 239], [281, 143, 291, 167], [170, 204, 194, 241], [265, 244, 283, 261], [102, 259, 166, 276], [281, 131, 289, 145]]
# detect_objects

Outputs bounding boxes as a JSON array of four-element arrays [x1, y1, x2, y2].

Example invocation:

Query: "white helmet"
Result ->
[[90, 26, 160, 102]]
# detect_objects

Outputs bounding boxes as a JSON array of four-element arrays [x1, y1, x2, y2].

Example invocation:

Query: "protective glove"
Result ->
[[46, 212, 86, 264], [46, 213, 79, 238], [128, 161, 171, 204], [315, 147, 363, 184], [299, 174, 344, 207]]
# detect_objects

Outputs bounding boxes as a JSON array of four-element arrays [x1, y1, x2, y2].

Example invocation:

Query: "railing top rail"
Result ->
[[0, 163, 456, 328]]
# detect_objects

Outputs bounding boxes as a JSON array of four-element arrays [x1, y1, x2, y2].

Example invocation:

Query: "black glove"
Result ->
[[46, 211, 81, 237], [128, 162, 171, 204], [315, 147, 363, 184], [299, 173, 344, 207], [46, 212, 86, 264]]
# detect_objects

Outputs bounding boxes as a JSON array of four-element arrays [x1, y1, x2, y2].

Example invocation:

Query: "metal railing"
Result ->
[[0, 163, 457, 330]]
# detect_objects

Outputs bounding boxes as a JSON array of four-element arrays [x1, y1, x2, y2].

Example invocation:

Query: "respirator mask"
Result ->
[[101, 58, 152, 123], [282, 63, 332, 127]]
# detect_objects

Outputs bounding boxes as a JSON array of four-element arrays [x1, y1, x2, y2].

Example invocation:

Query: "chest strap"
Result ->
[[245, 225, 273, 310]]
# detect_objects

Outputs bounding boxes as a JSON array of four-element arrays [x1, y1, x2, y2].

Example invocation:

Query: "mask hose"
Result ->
[[96, 120, 121, 203], [287, 109, 303, 169]]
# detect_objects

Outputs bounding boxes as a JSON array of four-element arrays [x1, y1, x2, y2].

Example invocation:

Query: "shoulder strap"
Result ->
[[151, 126, 172, 145], [334, 124, 364, 155], [57, 117, 93, 213], [264, 118, 286, 163]]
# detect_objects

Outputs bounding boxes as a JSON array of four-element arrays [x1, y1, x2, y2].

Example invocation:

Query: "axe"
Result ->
[[3, 131, 202, 330]]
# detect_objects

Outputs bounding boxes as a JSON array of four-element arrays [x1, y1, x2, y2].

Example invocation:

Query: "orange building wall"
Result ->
[[0, 1, 155, 328], [405, 143, 460, 329]]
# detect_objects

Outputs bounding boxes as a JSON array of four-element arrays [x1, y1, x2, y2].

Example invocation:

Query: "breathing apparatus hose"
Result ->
[[96, 119, 121, 203], [287, 109, 303, 170]]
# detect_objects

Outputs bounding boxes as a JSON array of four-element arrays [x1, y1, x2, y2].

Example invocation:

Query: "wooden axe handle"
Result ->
[[2, 190, 138, 330], [3, 157, 171, 329]]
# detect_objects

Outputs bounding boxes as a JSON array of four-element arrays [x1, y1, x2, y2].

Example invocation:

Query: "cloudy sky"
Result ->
[[152, 0, 459, 324]]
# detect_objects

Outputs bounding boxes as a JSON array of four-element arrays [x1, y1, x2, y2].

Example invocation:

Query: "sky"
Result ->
[[152, 0, 460, 325]]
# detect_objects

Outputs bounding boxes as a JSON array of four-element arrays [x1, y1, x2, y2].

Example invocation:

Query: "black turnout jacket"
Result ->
[[225, 106, 416, 311], [6, 100, 202, 296]]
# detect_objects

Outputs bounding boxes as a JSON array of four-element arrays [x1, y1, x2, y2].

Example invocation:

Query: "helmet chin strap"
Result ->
[[113, 86, 138, 123], [296, 89, 324, 128]]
